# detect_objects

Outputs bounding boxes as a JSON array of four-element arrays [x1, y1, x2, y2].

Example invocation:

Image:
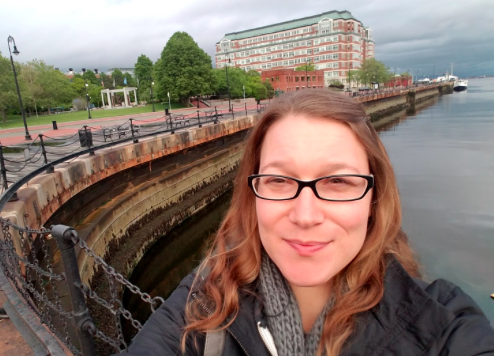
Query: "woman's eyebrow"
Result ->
[[259, 160, 290, 172], [259, 161, 362, 174]]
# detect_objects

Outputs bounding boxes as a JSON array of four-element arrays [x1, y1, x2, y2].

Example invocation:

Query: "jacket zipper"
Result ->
[[192, 292, 251, 356], [257, 321, 279, 356]]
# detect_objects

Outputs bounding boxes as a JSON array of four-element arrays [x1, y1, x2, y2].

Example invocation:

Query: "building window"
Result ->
[[295, 77, 299, 82]]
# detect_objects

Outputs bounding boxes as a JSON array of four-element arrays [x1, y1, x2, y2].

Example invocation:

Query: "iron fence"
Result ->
[[0, 218, 165, 355]]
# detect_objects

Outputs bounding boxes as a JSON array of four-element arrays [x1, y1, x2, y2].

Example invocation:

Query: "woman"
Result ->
[[125, 89, 494, 355]]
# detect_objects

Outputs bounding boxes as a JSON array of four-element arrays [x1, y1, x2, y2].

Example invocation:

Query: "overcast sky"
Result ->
[[1, 0, 493, 78]]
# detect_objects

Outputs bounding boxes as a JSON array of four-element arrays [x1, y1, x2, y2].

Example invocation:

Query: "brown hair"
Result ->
[[183, 89, 420, 355]]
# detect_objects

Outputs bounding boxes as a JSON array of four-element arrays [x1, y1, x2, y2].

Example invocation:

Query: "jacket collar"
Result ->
[[344, 257, 454, 354]]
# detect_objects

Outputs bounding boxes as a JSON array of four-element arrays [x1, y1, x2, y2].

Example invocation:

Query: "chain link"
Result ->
[[74, 235, 165, 312], [1, 217, 166, 355]]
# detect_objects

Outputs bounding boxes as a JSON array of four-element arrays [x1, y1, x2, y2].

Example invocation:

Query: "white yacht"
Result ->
[[453, 79, 468, 92]]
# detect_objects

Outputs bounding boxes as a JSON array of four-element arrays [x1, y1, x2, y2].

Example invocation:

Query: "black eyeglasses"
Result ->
[[248, 174, 374, 201]]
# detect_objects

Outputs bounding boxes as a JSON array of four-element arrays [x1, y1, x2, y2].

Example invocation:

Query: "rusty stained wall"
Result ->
[[76, 143, 244, 284]]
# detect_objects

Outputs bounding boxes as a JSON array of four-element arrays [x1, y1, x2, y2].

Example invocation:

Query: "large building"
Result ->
[[215, 10, 374, 87]]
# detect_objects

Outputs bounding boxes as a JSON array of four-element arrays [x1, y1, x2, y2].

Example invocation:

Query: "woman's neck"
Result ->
[[290, 283, 332, 333]]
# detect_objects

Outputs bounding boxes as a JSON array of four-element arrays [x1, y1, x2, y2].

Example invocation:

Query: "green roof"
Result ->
[[219, 10, 359, 42]]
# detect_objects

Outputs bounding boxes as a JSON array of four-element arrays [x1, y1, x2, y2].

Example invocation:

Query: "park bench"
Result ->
[[103, 124, 140, 141], [167, 114, 190, 128], [257, 103, 268, 113], [204, 109, 223, 122]]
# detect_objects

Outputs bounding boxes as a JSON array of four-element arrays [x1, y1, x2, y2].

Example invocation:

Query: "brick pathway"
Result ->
[[0, 289, 32, 356]]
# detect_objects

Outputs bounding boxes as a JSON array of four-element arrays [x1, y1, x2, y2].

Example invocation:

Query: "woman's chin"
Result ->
[[279, 264, 334, 288]]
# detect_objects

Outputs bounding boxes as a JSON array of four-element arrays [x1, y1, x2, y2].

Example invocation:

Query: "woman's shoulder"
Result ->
[[370, 258, 494, 355]]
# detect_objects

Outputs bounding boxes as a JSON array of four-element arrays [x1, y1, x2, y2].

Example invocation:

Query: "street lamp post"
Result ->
[[82, 68, 92, 119], [7, 36, 32, 140], [305, 58, 311, 89], [348, 62, 353, 89], [225, 55, 232, 112], [150, 79, 155, 112]]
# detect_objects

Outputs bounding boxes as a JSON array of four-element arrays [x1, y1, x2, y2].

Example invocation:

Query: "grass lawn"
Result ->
[[0, 102, 186, 130]]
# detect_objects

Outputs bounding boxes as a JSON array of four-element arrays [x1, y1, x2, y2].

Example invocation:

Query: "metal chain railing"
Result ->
[[0, 218, 165, 356]]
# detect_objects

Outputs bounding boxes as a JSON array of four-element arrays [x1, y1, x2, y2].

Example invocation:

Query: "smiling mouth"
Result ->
[[284, 239, 329, 256]]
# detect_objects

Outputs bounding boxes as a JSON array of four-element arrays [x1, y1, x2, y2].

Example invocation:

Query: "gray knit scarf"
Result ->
[[258, 253, 333, 356]]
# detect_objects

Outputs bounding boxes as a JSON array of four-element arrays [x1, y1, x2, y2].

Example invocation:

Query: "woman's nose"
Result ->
[[288, 186, 325, 227]]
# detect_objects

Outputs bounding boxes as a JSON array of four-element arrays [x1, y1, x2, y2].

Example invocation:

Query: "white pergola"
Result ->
[[101, 87, 138, 109]]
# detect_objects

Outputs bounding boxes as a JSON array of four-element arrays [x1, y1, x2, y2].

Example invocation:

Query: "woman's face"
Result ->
[[256, 114, 372, 289]]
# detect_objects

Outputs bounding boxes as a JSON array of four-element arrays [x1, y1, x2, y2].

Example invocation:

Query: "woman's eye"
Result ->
[[266, 177, 287, 184]]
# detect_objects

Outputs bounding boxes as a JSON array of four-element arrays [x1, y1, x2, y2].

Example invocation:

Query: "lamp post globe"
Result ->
[[7, 36, 32, 140]]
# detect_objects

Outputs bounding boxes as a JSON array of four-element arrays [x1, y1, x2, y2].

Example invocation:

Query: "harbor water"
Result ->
[[126, 78, 494, 331], [380, 77, 494, 322]]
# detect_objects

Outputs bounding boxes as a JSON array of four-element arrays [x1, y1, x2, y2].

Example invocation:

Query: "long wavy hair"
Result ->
[[183, 89, 420, 355]]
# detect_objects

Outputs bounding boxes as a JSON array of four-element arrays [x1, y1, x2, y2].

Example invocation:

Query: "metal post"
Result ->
[[84, 80, 92, 119], [245, 103, 247, 116], [7, 36, 32, 140], [150, 79, 155, 112], [225, 56, 232, 112], [130, 118, 138, 143], [232, 107, 235, 120], [39, 134, 55, 173], [0, 145, 9, 191], [214, 106, 218, 124], [83, 125, 94, 155], [51, 225, 96, 356], [197, 110, 202, 128]]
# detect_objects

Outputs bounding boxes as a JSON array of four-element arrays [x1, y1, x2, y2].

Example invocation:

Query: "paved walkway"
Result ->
[[0, 289, 32, 356]]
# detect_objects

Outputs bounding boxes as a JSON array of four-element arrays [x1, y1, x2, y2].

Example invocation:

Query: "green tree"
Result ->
[[357, 58, 393, 86], [244, 73, 268, 101], [135, 54, 154, 85], [155, 32, 213, 104], [71, 77, 87, 98], [99, 72, 113, 89], [35, 63, 74, 114], [123, 72, 136, 87], [211, 67, 250, 99], [89, 84, 103, 107], [263, 80, 275, 98], [295, 63, 315, 71], [134, 55, 154, 104], [111, 69, 124, 87], [82, 70, 99, 85], [0, 53, 18, 123], [19, 60, 44, 118]]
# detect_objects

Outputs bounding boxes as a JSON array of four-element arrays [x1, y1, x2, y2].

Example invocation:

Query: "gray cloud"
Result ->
[[1, 0, 493, 77]]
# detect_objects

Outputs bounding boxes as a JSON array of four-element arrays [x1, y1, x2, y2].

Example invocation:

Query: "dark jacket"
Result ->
[[124, 258, 494, 355]]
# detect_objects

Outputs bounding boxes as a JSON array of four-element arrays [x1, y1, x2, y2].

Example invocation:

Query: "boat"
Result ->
[[453, 79, 468, 92]]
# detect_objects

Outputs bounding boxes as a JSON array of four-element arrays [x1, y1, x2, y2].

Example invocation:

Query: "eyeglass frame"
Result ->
[[247, 174, 374, 202]]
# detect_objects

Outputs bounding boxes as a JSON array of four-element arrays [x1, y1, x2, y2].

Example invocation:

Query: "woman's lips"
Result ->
[[285, 239, 329, 256]]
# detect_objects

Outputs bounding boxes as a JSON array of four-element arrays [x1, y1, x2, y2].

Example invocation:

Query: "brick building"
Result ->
[[216, 10, 374, 87], [260, 68, 326, 92], [384, 75, 412, 88]]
